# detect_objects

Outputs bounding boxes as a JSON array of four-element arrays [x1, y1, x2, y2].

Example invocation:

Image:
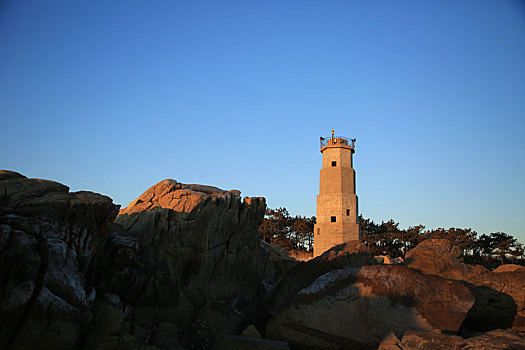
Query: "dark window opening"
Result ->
[[331, 216, 336, 222], [346, 209, 350, 216], [317, 228, 320, 235], [331, 161, 337, 167]]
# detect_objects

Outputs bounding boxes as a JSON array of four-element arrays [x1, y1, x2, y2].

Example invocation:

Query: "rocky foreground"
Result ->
[[0, 170, 524, 349]]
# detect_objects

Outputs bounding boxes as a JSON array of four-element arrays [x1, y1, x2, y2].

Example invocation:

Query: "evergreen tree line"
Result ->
[[259, 207, 525, 267], [360, 217, 524, 267], [259, 207, 316, 251]]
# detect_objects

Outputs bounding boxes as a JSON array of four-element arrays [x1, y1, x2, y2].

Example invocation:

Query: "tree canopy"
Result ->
[[258, 207, 524, 267], [359, 216, 523, 267], [259, 207, 315, 252]]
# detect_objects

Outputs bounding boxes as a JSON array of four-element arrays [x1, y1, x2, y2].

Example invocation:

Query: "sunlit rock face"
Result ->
[[111, 179, 268, 342], [405, 239, 490, 280], [266, 264, 474, 349], [118, 179, 242, 215], [0, 170, 119, 349], [406, 239, 525, 331]]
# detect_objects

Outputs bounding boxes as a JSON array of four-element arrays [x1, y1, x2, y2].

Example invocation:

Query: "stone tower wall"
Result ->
[[313, 141, 360, 256]]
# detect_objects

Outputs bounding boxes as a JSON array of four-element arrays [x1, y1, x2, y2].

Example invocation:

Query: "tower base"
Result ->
[[313, 222, 360, 257]]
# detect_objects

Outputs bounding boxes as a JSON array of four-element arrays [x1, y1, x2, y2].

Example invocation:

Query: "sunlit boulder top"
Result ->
[[119, 179, 244, 215]]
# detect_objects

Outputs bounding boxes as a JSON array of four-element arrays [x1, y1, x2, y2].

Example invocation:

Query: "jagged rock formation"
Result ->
[[406, 239, 525, 331], [109, 179, 269, 345], [0, 173, 271, 349], [0, 170, 119, 349]]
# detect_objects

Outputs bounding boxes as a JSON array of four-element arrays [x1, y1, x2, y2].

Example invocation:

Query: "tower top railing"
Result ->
[[320, 136, 356, 149]]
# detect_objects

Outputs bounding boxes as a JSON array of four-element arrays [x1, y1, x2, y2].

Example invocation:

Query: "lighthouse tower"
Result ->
[[313, 130, 360, 257]]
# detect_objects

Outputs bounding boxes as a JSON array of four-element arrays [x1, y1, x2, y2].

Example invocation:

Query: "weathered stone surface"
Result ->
[[379, 329, 525, 350], [217, 335, 290, 350], [111, 179, 268, 345], [406, 239, 525, 331], [405, 239, 490, 280], [0, 172, 120, 349], [262, 240, 377, 324], [266, 265, 475, 349], [494, 264, 525, 274], [462, 329, 525, 349], [317, 240, 374, 264], [379, 330, 464, 350], [0, 173, 271, 349]]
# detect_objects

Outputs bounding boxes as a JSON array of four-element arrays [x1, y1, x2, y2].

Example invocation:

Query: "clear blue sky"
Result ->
[[1, 1, 524, 242]]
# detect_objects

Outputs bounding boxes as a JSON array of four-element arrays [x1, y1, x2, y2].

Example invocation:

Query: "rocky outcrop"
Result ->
[[266, 264, 475, 349], [261, 240, 377, 323], [0, 170, 119, 349], [406, 239, 525, 331], [405, 239, 490, 280], [2, 171, 522, 349], [109, 179, 269, 345], [0, 173, 273, 349], [379, 329, 525, 350]]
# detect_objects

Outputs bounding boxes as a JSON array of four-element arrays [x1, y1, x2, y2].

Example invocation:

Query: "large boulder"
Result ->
[[266, 265, 475, 349], [406, 239, 525, 331], [405, 239, 490, 280], [261, 240, 377, 325], [110, 179, 268, 344], [0, 171, 120, 349]]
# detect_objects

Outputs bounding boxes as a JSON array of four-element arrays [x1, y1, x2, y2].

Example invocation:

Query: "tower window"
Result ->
[[331, 161, 337, 167], [346, 209, 350, 216], [317, 228, 320, 235], [331, 216, 336, 222]]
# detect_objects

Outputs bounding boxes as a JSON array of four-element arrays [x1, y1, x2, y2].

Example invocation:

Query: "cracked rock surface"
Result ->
[[0, 172, 270, 349], [111, 179, 268, 345], [0, 170, 119, 349]]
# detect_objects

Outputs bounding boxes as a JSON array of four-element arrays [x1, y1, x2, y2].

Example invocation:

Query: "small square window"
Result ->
[[331, 161, 337, 167], [331, 216, 336, 222], [346, 209, 350, 216]]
